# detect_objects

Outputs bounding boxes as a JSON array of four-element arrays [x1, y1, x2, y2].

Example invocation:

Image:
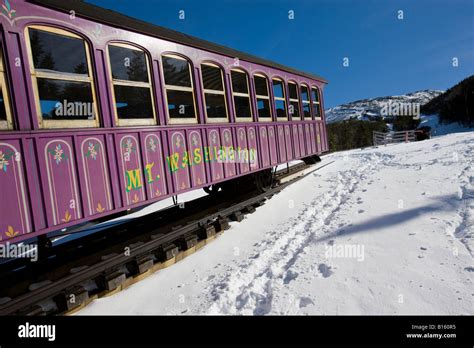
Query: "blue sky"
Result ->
[[88, 0, 473, 108]]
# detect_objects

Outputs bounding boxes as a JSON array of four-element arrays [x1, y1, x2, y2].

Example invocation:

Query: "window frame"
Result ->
[[287, 81, 301, 121], [300, 83, 312, 120], [25, 25, 99, 129], [253, 73, 272, 122], [107, 42, 157, 127], [0, 47, 13, 130], [311, 86, 322, 120], [230, 69, 253, 123], [161, 53, 198, 125], [272, 77, 288, 121], [199, 62, 229, 123]]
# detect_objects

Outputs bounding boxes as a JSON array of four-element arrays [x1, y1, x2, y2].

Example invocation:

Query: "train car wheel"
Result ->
[[255, 169, 274, 193]]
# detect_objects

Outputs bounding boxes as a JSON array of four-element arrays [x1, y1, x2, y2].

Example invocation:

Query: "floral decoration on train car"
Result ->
[[132, 193, 139, 204], [61, 210, 72, 223], [174, 135, 182, 149], [211, 132, 217, 145], [249, 129, 255, 140], [191, 134, 198, 147], [5, 225, 19, 238], [85, 142, 99, 160], [0, 149, 14, 173], [224, 131, 231, 143], [122, 138, 136, 155], [48, 144, 68, 165], [96, 202, 105, 213], [1, 0, 16, 19], [147, 138, 158, 152]]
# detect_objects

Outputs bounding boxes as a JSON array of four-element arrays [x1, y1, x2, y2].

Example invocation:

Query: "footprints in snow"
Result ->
[[318, 263, 333, 278]]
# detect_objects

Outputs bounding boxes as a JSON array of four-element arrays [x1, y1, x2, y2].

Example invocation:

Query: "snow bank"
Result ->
[[419, 114, 473, 136]]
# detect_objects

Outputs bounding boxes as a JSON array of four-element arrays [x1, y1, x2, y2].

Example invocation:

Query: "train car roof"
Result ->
[[31, 0, 328, 84]]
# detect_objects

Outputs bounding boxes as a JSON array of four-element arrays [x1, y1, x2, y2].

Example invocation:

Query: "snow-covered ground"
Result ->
[[419, 114, 473, 137], [78, 132, 474, 315]]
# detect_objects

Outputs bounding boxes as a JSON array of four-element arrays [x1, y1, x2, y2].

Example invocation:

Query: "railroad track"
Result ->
[[0, 160, 334, 316]]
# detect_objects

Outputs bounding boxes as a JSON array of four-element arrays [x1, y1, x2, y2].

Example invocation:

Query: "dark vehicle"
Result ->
[[414, 126, 432, 141]]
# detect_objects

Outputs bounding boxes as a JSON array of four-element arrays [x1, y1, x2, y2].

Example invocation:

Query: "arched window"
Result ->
[[230, 69, 252, 121], [272, 78, 287, 120], [254, 74, 272, 120], [162, 54, 197, 124], [26, 26, 98, 128], [200, 63, 228, 122], [0, 47, 12, 130], [300, 84, 311, 119], [107, 43, 156, 126], [311, 86, 322, 119], [288, 81, 300, 120]]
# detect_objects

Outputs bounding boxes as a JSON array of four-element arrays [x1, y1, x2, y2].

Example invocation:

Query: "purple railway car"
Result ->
[[0, 0, 329, 245]]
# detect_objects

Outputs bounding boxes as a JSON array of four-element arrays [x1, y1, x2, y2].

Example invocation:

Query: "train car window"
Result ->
[[26, 26, 99, 128], [288, 81, 300, 120], [108, 43, 156, 126], [254, 74, 271, 120], [311, 87, 322, 119], [162, 55, 197, 124], [272, 78, 287, 120], [300, 84, 311, 119], [230, 70, 252, 121], [0, 48, 13, 130], [200, 63, 228, 122]]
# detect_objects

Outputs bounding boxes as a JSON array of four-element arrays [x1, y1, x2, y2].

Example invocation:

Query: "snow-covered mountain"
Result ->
[[325, 90, 444, 123]]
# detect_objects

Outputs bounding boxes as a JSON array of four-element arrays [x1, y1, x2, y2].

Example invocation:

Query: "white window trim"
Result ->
[[0, 48, 13, 130], [301, 84, 312, 120], [230, 69, 253, 122], [200, 62, 229, 123], [25, 25, 99, 129], [288, 81, 301, 120], [107, 42, 157, 127], [161, 54, 198, 125], [254, 74, 272, 122], [272, 78, 287, 121], [311, 87, 322, 121]]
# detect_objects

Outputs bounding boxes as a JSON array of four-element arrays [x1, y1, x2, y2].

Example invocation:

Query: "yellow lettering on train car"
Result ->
[[219, 146, 227, 162], [167, 153, 180, 172], [250, 149, 257, 162], [145, 162, 155, 183], [193, 148, 202, 164], [188, 151, 194, 166], [204, 146, 210, 162], [228, 146, 235, 160], [126, 169, 143, 192], [181, 151, 189, 168]]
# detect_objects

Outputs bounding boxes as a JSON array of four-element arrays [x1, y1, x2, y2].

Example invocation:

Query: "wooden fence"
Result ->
[[373, 130, 416, 146]]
